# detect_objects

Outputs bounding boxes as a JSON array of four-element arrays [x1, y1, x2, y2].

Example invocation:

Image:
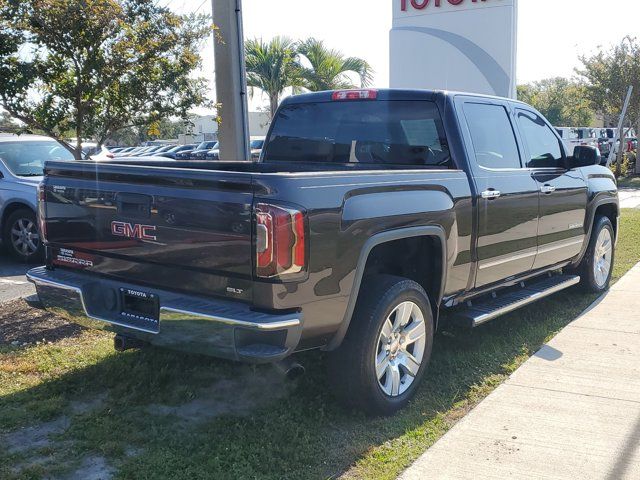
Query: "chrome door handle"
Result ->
[[541, 185, 556, 194], [481, 189, 501, 199]]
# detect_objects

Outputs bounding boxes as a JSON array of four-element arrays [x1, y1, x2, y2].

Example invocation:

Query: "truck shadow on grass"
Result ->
[[0, 290, 599, 480]]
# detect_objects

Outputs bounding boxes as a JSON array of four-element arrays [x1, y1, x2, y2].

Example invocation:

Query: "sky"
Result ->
[[171, 0, 640, 113], [4, 1, 636, 117]]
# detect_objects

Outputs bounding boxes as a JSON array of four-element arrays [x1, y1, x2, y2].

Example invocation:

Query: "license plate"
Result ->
[[120, 288, 160, 332]]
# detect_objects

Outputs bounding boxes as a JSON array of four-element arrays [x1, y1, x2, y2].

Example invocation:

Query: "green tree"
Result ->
[[107, 118, 188, 146], [0, 110, 19, 132], [245, 36, 302, 118], [297, 38, 373, 92], [578, 37, 640, 127], [517, 77, 594, 127], [0, 0, 211, 159], [578, 36, 640, 173]]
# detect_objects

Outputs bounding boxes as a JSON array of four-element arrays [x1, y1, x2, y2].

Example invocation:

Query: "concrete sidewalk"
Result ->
[[400, 264, 640, 480], [619, 189, 640, 209]]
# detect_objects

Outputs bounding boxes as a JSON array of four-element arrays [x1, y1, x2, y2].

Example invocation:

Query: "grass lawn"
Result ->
[[617, 175, 640, 189], [2, 209, 640, 480]]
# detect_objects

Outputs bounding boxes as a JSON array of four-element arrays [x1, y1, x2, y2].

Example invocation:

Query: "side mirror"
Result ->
[[567, 145, 601, 169]]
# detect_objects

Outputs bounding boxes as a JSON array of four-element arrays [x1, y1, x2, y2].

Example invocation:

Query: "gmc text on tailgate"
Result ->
[[29, 89, 618, 415]]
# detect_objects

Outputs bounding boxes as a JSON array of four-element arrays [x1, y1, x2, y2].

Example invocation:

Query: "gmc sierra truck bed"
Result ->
[[29, 89, 618, 414]]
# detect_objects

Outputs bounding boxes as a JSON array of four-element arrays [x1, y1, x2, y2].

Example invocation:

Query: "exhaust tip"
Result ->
[[285, 363, 305, 380], [114, 334, 146, 352], [274, 358, 305, 380]]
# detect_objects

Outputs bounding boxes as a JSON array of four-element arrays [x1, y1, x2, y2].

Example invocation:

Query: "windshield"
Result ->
[[250, 140, 264, 149], [0, 140, 74, 176], [263, 100, 451, 167], [167, 145, 185, 153], [195, 141, 217, 150]]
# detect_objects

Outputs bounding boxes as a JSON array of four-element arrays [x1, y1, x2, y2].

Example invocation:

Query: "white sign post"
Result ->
[[607, 85, 633, 167], [390, 0, 518, 99]]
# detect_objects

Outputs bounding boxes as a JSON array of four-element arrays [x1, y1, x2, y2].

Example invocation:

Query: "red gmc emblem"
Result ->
[[111, 221, 157, 241]]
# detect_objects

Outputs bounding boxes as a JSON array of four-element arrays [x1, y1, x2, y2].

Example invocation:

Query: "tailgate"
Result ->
[[42, 162, 255, 299]]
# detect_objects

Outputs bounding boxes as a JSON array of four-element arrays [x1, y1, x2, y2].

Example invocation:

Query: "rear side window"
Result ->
[[263, 100, 452, 168], [463, 103, 521, 169], [516, 110, 564, 168]]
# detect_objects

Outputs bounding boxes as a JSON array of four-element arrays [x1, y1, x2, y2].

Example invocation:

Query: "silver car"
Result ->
[[0, 134, 74, 261]]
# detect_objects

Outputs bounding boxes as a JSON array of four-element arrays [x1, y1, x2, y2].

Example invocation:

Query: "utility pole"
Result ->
[[212, 0, 250, 161], [608, 85, 633, 175]]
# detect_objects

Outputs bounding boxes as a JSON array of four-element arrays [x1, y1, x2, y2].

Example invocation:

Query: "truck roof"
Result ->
[[280, 88, 522, 106]]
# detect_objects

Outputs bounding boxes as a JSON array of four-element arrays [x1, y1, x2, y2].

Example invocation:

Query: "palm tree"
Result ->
[[245, 37, 302, 118], [296, 38, 374, 92]]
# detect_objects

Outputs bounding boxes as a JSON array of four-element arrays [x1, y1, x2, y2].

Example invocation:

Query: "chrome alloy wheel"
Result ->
[[375, 301, 427, 397], [10, 217, 40, 257], [593, 227, 613, 288]]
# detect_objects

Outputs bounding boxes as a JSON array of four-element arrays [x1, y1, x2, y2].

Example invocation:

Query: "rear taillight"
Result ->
[[331, 89, 378, 101], [37, 183, 47, 243], [255, 203, 306, 278]]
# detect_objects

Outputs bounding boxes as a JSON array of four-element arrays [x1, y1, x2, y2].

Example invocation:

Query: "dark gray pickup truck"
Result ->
[[28, 89, 618, 414]]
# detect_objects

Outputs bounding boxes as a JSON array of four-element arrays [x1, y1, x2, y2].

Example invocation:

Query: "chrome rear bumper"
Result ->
[[27, 266, 302, 363]]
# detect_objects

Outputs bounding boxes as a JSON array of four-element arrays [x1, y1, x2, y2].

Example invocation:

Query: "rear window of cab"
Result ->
[[263, 100, 452, 168]]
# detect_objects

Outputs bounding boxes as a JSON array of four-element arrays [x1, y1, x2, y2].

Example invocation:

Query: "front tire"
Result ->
[[2, 208, 43, 262], [327, 275, 434, 416], [576, 215, 615, 293]]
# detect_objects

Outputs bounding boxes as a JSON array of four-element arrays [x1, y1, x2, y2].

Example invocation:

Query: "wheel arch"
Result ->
[[1, 201, 35, 231], [326, 226, 447, 350], [572, 198, 619, 269]]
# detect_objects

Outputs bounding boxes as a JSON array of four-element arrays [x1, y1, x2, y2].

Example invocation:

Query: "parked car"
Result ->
[[205, 145, 220, 160], [114, 147, 135, 156], [149, 145, 176, 155], [555, 127, 599, 155], [117, 147, 144, 157], [155, 144, 198, 159], [128, 146, 160, 157], [29, 89, 618, 415], [0, 134, 74, 261], [608, 136, 638, 158], [90, 146, 115, 161], [250, 137, 265, 160], [173, 141, 216, 160], [190, 142, 219, 160], [597, 137, 611, 157]]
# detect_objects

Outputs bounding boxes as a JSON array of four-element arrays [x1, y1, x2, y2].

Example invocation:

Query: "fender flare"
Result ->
[[573, 196, 619, 267], [326, 226, 448, 350]]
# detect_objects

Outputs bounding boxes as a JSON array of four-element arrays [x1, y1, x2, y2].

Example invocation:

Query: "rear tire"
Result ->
[[575, 215, 615, 293], [2, 208, 43, 262], [327, 275, 434, 416]]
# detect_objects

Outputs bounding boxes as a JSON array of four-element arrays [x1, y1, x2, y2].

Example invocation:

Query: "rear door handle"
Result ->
[[540, 185, 556, 194], [481, 189, 501, 200]]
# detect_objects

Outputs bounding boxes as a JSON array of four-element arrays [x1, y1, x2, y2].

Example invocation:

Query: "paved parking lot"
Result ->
[[0, 254, 35, 304]]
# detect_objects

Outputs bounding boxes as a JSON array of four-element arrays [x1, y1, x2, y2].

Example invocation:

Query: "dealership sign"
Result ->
[[401, 0, 491, 11], [390, 0, 517, 98]]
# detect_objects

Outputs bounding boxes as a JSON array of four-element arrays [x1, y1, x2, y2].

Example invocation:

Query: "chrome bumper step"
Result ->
[[453, 274, 581, 328]]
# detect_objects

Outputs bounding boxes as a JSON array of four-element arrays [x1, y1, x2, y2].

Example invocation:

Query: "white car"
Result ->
[[555, 127, 599, 156]]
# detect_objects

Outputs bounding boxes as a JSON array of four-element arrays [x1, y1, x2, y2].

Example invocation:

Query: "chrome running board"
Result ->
[[454, 275, 581, 328]]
